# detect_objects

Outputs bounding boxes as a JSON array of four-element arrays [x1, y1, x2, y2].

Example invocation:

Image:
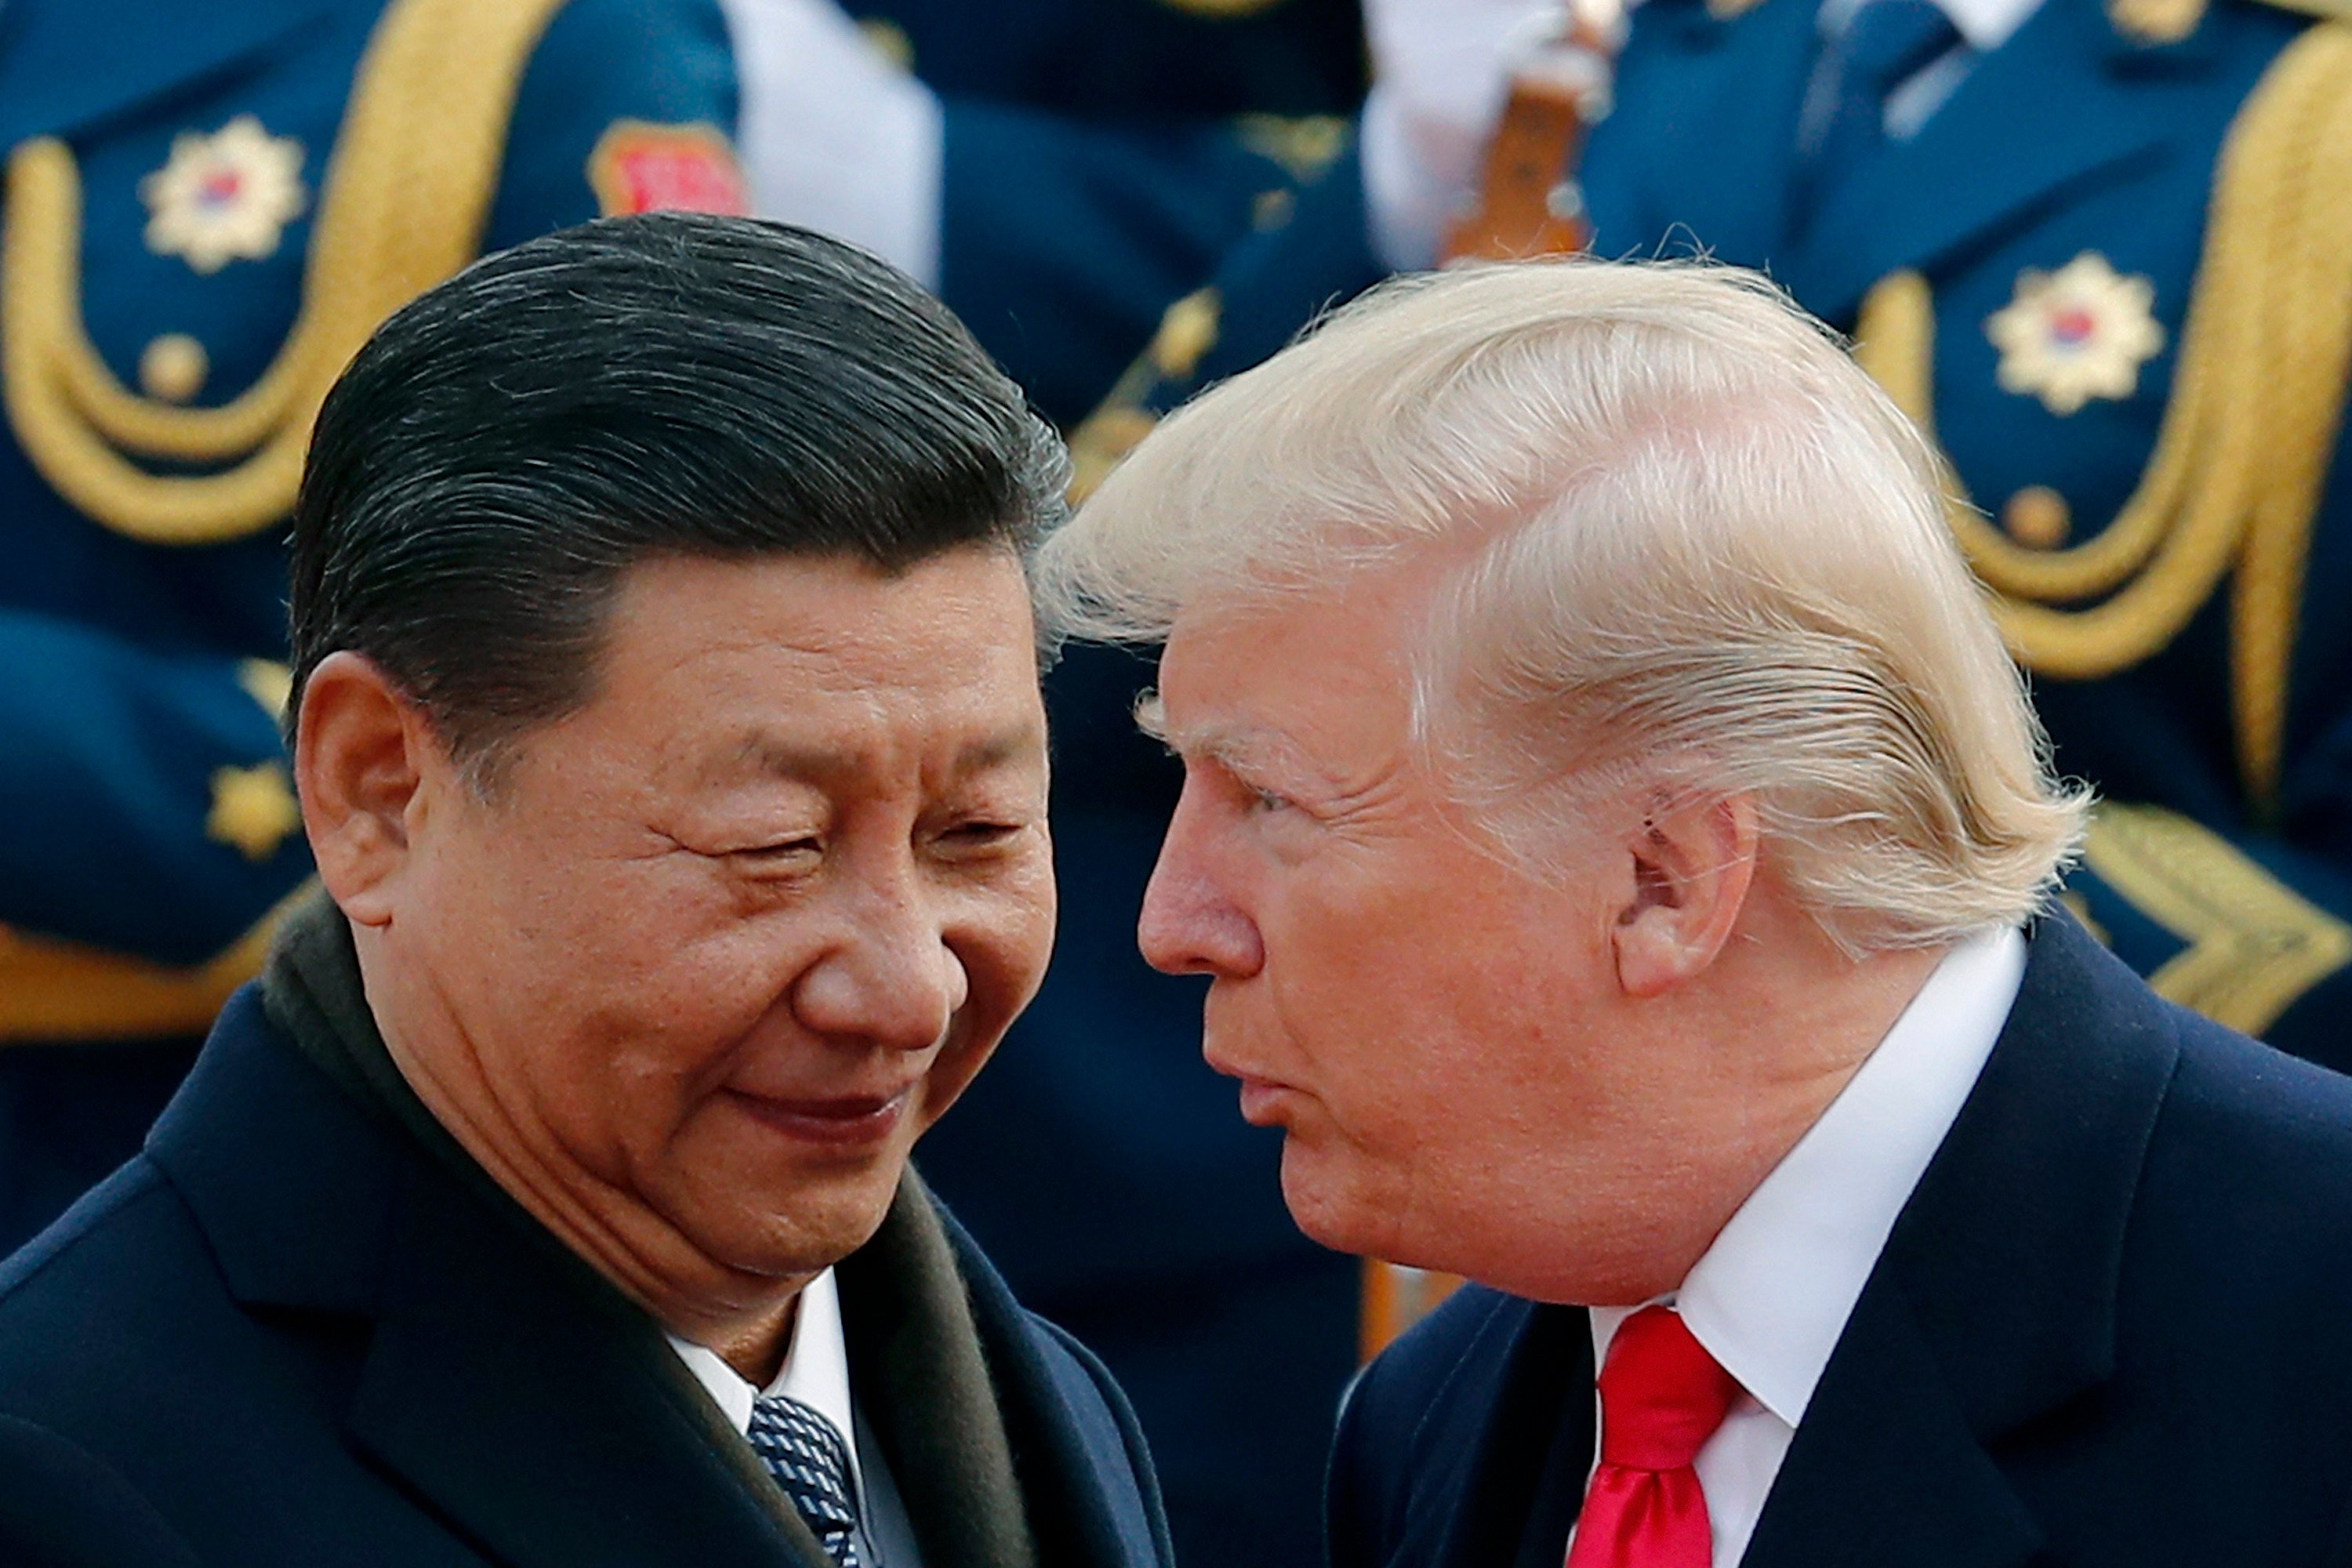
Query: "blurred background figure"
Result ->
[[720, 0, 1362, 426], [0, 0, 742, 1245], [1098, 0, 2352, 1080], [720, 5, 1377, 1564]]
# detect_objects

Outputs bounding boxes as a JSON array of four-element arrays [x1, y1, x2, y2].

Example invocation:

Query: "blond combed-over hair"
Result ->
[[1037, 259, 2089, 953]]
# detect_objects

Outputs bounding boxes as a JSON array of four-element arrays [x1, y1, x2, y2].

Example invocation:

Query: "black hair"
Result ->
[[286, 211, 1066, 773]]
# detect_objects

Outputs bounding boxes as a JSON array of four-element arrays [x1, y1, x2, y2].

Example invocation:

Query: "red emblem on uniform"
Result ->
[[587, 121, 750, 218]]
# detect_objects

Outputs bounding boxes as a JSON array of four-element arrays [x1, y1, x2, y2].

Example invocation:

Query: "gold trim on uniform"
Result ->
[[1235, 114, 1352, 185], [1149, 288, 1222, 380], [1848, 24, 2352, 810], [0, 882, 314, 1044], [2, 0, 573, 546], [2082, 804, 2352, 1034], [2109, 0, 2208, 44]]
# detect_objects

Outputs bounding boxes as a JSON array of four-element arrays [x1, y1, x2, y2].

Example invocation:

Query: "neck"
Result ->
[[350, 927, 810, 1367], [1468, 906, 1952, 1308], [1607, 923, 1951, 1303]]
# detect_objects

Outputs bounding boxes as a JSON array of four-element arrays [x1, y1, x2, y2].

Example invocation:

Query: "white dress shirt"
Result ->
[[670, 1267, 862, 1475], [670, 1269, 926, 1566], [1583, 923, 2027, 1568]]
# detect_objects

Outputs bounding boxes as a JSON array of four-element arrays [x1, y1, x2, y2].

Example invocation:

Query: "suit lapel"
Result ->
[[1744, 913, 2182, 1566], [1787, 0, 2213, 321], [154, 989, 829, 1568], [345, 1166, 834, 1568], [1740, 1282, 2043, 1568], [1401, 1299, 1595, 1568]]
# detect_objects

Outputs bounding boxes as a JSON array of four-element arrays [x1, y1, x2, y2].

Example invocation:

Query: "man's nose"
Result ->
[[1137, 808, 1265, 980], [790, 880, 971, 1051]]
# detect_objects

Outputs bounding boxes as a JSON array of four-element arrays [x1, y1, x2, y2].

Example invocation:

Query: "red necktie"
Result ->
[[1564, 1306, 1742, 1568]]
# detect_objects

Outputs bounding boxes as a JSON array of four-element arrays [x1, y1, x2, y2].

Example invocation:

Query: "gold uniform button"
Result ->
[[139, 333, 210, 403], [2002, 485, 2073, 550]]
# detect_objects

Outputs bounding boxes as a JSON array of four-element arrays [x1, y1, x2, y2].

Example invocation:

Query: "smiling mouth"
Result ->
[[726, 1087, 913, 1148]]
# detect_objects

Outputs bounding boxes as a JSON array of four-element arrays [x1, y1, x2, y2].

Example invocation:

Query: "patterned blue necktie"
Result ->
[[749, 1392, 873, 1568], [1795, 0, 1963, 223]]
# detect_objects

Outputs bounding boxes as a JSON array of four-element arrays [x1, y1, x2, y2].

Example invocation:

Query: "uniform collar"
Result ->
[[1591, 924, 2027, 1425], [1815, 0, 2047, 53]]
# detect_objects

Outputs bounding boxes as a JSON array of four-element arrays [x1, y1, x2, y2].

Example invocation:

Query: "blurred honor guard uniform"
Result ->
[[1096, 0, 2352, 1078], [719, 0, 1362, 426], [0, 0, 745, 1250]]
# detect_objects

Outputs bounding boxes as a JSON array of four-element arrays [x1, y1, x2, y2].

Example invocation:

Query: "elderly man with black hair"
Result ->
[[1044, 260, 2352, 1567], [0, 213, 1168, 1568]]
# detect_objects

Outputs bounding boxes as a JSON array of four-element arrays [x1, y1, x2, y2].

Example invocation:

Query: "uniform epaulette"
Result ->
[[2, 0, 570, 546]]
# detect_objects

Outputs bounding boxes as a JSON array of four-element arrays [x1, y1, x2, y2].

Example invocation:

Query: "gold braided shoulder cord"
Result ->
[[1, 0, 573, 546], [1850, 20, 2352, 811]]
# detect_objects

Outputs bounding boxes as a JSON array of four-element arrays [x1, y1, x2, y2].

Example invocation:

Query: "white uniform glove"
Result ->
[[1360, 0, 1565, 271], [716, 0, 946, 286]]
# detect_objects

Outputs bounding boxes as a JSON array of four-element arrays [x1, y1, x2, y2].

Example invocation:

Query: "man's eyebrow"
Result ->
[[1134, 695, 1317, 783], [726, 724, 1043, 782]]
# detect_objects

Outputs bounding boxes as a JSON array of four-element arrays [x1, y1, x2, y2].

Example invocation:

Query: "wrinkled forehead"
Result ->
[[567, 550, 1048, 780]]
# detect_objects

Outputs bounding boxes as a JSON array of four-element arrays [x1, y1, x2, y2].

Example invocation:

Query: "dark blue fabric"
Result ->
[[1330, 912, 2352, 1567], [0, 985, 1169, 1568], [1791, 0, 1962, 225], [866, 0, 1363, 423], [0, 0, 739, 1251], [862, 0, 1362, 119]]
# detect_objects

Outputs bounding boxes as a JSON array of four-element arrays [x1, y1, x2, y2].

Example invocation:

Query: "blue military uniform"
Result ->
[[1087, 0, 2352, 1073], [854, 0, 1362, 425], [0, 0, 742, 1246]]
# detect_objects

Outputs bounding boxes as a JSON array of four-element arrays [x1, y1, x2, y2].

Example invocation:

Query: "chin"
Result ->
[[681, 1160, 907, 1279], [1276, 1142, 1398, 1261]]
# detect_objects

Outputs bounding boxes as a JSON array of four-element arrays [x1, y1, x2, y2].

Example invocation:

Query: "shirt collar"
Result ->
[[1593, 924, 2025, 1426], [1817, 0, 2044, 53], [667, 1267, 862, 1483]]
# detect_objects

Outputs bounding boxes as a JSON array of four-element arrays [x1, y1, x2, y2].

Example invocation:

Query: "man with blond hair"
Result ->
[[1040, 260, 2352, 1568]]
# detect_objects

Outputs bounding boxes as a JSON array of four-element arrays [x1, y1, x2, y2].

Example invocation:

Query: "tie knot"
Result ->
[[1595, 1308, 1742, 1472], [1836, 0, 1962, 93]]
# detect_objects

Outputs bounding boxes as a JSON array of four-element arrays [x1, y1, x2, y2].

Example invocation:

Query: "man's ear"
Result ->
[[294, 651, 443, 929], [1608, 792, 1761, 998]]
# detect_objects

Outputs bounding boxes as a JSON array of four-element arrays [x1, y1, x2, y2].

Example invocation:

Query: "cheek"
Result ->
[[1261, 845, 1600, 1124], [948, 850, 1059, 1018]]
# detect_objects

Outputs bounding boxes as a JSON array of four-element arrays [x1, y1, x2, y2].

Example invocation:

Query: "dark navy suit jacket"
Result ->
[[1330, 914, 2352, 1568], [0, 986, 1171, 1568]]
